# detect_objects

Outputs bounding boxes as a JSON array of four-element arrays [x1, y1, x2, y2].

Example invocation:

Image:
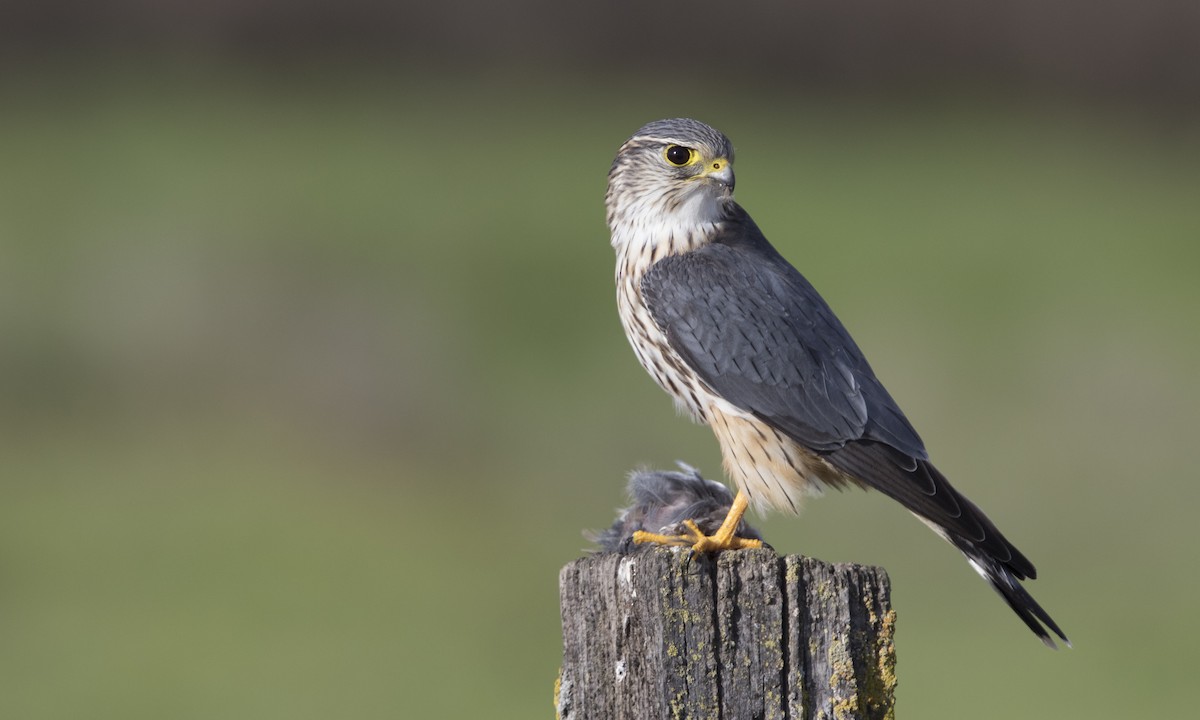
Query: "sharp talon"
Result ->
[[631, 522, 761, 553], [631, 492, 760, 552], [632, 530, 690, 547]]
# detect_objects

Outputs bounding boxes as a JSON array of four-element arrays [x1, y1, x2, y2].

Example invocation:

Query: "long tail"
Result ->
[[948, 533, 1070, 649], [825, 441, 1069, 647]]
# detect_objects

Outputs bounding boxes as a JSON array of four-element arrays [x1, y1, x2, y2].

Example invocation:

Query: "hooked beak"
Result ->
[[702, 158, 735, 192]]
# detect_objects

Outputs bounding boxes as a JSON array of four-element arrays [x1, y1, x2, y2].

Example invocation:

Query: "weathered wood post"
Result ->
[[557, 547, 896, 720]]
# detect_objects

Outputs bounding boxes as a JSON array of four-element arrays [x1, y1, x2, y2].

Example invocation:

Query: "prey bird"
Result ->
[[605, 118, 1068, 647], [588, 464, 766, 554]]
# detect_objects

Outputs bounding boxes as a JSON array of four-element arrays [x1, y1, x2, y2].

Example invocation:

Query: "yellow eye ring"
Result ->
[[664, 145, 695, 166]]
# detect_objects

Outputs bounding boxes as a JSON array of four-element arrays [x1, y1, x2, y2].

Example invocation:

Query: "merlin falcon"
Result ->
[[605, 118, 1068, 647]]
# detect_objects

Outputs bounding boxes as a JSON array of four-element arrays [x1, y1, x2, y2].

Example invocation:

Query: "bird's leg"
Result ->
[[631, 490, 762, 553], [704, 490, 759, 550]]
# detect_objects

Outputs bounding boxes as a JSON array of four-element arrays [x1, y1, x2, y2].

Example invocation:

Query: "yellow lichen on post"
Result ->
[[552, 671, 562, 720], [864, 610, 899, 720]]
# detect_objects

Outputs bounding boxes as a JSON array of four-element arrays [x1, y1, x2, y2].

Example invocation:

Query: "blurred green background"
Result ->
[[1, 2, 1198, 718]]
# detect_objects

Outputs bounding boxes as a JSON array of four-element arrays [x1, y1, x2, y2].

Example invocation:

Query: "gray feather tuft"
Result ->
[[587, 463, 766, 553]]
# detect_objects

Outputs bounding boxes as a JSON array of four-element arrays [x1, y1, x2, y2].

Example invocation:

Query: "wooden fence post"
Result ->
[[557, 547, 896, 720]]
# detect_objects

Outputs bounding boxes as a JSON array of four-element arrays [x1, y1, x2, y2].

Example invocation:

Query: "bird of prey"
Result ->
[[605, 117, 1068, 647]]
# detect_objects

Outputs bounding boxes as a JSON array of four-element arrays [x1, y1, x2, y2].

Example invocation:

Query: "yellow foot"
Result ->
[[632, 519, 762, 553]]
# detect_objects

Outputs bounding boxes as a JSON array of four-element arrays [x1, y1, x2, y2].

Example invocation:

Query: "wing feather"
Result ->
[[640, 217, 924, 458], [640, 210, 1035, 581]]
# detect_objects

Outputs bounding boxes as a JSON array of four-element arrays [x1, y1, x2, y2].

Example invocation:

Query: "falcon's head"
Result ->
[[605, 118, 735, 248]]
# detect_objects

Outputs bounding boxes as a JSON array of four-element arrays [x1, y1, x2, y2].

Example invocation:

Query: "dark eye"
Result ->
[[665, 145, 694, 166]]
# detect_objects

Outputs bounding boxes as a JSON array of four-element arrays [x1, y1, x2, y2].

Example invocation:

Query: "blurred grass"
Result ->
[[0, 61, 1197, 718]]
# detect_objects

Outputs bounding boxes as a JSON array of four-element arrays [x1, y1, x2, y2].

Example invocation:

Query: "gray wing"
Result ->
[[640, 218, 1035, 577], [640, 229, 926, 458], [640, 216, 1068, 645]]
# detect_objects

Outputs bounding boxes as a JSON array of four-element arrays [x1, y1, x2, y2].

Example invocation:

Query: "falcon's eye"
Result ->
[[665, 145, 695, 166]]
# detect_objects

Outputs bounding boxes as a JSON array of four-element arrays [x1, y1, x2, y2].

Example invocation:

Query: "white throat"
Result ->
[[607, 182, 728, 264]]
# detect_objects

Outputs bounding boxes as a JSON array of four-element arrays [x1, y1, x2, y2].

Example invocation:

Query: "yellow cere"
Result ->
[[706, 158, 729, 174]]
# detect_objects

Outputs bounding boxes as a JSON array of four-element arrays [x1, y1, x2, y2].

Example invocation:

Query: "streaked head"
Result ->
[[605, 118, 736, 240]]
